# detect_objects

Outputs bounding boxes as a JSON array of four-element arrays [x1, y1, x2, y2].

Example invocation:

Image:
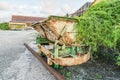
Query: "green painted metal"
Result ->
[[62, 44, 66, 50], [36, 36, 50, 44], [52, 40, 87, 58], [53, 40, 59, 69], [58, 48, 71, 57], [54, 45, 59, 57], [76, 46, 83, 53], [36, 36, 40, 44], [54, 40, 59, 57], [70, 46, 76, 57], [54, 64, 59, 69]]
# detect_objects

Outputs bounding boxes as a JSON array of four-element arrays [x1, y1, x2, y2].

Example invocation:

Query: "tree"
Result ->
[[0, 22, 9, 30]]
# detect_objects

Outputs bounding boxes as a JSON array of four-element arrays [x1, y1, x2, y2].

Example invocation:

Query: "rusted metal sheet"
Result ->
[[32, 16, 91, 66], [32, 16, 81, 45], [37, 44, 91, 66]]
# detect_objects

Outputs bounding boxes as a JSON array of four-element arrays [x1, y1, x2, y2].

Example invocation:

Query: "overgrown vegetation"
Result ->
[[74, 0, 120, 65], [0, 22, 9, 30]]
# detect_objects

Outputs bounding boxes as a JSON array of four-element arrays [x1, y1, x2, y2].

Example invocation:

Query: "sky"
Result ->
[[0, 0, 94, 22]]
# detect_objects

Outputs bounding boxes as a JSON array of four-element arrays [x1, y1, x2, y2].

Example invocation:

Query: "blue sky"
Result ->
[[0, 0, 94, 22]]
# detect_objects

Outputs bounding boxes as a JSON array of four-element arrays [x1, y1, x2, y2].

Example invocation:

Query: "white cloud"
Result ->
[[40, 0, 58, 14], [0, 0, 94, 22], [0, 0, 72, 22], [60, 4, 72, 15], [39, 0, 72, 16], [0, 11, 11, 22], [12, 5, 41, 11], [64, 4, 71, 11], [0, 1, 11, 10], [8, 4, 43, 17]]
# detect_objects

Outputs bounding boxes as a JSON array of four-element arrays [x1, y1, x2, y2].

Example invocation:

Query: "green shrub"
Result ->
[[117, 55, 120, 66], [0, 22, 9, 30], [74, 0, 120, 65]]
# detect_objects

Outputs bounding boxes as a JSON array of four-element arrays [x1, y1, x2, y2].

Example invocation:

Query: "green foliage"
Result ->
[[66, 72, 72, 80], [116, 38, 120, 65], [95, 73, 102, 79], [15, 25, 23, 29], [66, 72, 72, 77], [74, 0, 120, 52], [49, 15, 77, 21], [116, 55, 120, 66], [0, 22, 9, 30]]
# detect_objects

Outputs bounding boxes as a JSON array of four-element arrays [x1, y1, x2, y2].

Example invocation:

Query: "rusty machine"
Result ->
[[32, 0, 101, 67], [32, 16, 91, 68]]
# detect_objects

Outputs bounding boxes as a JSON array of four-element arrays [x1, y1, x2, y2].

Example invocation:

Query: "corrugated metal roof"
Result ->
[[10, 15, 45, 23]]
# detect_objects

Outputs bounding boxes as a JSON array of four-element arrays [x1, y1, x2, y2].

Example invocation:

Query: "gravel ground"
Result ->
[[0, 30, 55, 80], [0, 30, 119, 80], [58, 58, 120, 80]]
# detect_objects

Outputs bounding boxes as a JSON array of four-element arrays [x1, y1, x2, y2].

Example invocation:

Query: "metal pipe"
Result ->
[[24, 43, 66, 80]]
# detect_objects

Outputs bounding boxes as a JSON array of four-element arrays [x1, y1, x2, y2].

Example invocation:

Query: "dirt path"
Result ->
[[0, 30, 55, 80]]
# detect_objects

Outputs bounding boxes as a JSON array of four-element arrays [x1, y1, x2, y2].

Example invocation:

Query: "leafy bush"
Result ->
[[117, 55, 120, 66], [74, 0, 120, 65], [0, 22, 9, 30]]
